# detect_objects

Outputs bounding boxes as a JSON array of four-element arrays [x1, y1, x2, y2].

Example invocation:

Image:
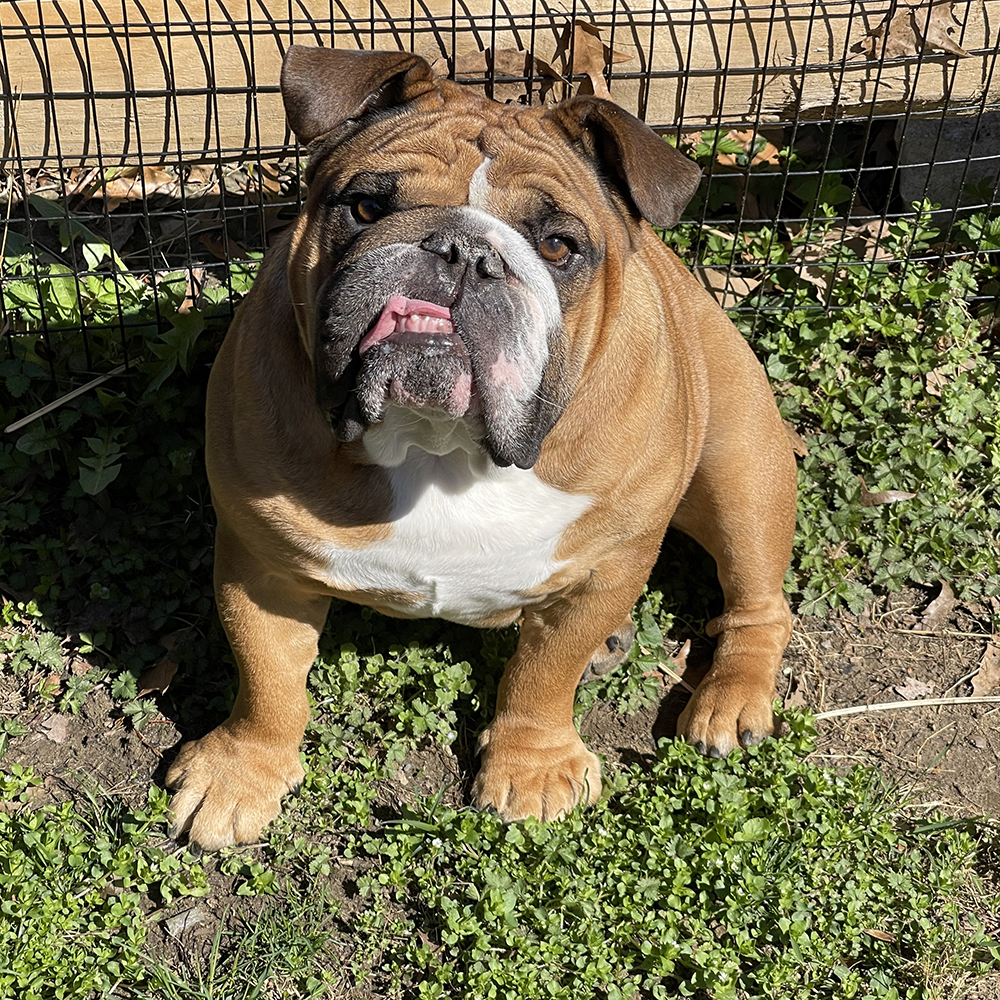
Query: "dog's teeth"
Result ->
[[393, 313, 455, 335]]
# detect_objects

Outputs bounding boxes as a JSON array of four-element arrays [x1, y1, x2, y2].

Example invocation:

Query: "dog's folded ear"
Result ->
[[546, 97, 702, 229], [281, 46, 437, 146]]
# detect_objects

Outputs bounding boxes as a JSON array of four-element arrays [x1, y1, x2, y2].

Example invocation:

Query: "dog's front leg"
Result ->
[[473, 549, 654, 822], [167, 523, 331, 850]]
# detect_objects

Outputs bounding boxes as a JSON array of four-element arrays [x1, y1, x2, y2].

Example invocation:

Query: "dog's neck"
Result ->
[[361, 404, 490, 471]]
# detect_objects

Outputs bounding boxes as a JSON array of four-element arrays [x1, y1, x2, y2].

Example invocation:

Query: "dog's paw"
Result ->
[[676, 673, 776, 757], [579, 618, 636, 685], [166, 728, 304, 850], [472, 725, 602, 821]]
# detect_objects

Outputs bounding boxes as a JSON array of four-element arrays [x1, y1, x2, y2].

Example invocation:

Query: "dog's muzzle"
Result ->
[[315, 207, 566, 468]]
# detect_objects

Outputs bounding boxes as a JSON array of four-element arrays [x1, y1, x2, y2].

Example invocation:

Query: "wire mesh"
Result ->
[[1, 0, 998, 400]]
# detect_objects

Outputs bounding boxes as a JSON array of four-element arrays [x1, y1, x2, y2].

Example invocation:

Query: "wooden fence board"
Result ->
[[1, 0, 997, 166]]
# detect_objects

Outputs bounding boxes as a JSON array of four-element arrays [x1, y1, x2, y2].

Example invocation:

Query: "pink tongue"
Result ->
[[359, 296, 454, 354]]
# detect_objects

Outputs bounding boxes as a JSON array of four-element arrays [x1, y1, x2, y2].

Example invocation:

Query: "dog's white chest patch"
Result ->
[[318, 427, 591, 624]]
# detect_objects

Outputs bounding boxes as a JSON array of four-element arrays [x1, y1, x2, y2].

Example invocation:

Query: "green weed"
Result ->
[[0, 767, 207, 1000], [352, 714, 999, 999]]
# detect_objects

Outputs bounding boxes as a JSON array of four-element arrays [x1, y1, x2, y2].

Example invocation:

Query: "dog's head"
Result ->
[[281, 46, 701, 469]]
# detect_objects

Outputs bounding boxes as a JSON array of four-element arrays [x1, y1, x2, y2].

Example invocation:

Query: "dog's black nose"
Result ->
[[421, 233, 505, 280]]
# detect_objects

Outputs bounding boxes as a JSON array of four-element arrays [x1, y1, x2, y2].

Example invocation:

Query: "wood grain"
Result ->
[[1, 0, 996, 166]]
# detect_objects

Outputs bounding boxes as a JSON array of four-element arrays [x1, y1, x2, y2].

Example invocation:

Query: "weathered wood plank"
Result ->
[[1, 0, 997, 166]]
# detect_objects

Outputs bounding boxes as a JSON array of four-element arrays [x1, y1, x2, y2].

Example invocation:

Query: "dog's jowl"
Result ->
[[166, 45, 797, 850]]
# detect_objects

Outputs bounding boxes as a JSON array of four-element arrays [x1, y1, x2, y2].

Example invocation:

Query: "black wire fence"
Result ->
[[1, 0, 998, 404]]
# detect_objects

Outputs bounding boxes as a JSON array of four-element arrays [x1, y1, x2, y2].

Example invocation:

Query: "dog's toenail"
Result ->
[[708, 745, 722, 759], [695, 740, 706, 754], [606, 634, 621, 651], [187, 843, 204, 859], [741, 729, 755, 747]]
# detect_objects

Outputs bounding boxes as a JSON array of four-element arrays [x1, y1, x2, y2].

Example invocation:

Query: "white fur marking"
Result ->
[[468, 157, 492, 211], [319, 421, 591, 624]]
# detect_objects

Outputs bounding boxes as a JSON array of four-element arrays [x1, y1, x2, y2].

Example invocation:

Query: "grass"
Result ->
[[1, 139, 999, 998]]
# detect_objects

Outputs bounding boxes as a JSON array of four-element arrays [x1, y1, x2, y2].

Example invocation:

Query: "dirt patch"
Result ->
[[6, 592, 997, 826], [573, 592, 1000, 821]]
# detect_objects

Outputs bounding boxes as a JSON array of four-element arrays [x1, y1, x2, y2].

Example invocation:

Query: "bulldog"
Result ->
[[166, 45, 797, 850]]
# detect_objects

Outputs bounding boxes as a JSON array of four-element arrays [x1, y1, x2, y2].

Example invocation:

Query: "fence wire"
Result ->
[[1, 0, 998, 397]]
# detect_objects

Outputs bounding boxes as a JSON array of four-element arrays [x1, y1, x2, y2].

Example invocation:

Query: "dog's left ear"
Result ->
[[546, 97, 702, 228], [281, 46, 437, 145]]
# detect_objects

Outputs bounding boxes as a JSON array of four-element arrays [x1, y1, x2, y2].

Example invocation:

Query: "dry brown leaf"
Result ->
[[893, 675, 934, 699], [919, 580, 957, 630], [716, 130, 781, 170], [670, 639, 691, 673], [858, 476, 917, 507], [787, 684, 810, 709], [863, 1, 969, 61], [200, 232, 251, 261], [696, 267, 761, 310], [178, 267, 205, 315], [69, 657, 92, 676], [450, 48, 559, 104], [160, 627, 193, 652], [864, 929, 896, 943], [138, 655, 178, 697], [40, 713, 70, 744], [246, 162, 282, 205], [70, 165, 177, 211], [783, 421, 809, 458], [186, 163, 216, 186], [556, 21, 632, 100], [972, 643, 1000, 696]]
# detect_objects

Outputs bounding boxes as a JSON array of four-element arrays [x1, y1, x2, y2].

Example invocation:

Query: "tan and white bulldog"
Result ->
[[166, 45, 797, 850]]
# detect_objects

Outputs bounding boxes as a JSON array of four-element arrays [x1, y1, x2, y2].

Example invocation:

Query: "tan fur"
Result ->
[[166, 57, 796, 849]]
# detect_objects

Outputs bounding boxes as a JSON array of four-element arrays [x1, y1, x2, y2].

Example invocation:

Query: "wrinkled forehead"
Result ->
[[310, 98, 609, 215]]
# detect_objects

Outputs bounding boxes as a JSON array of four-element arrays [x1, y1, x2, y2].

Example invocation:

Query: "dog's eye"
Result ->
[[351, 195, 384, 225], [539, 235, 573, 264]]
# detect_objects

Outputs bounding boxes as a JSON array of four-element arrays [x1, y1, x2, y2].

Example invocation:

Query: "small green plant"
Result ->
[[0, 768, 208, 1000], [663, 200, 1000, 616], [352, 713, 999, 999]]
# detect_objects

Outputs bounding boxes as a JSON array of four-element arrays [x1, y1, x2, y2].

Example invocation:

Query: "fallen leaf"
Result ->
[[696, 267, 761, 309], [893, 676, 934, 699], [69, 164, 177, 210], [783, 421, 809, 458], [862, 1, 969, 61], [556, 21, 633, 100], [787, 684, 810, 709], [245, 161, 283, 205], [138, 655, 178, 696], [864, 928, 896, 943], [177, 267, 205, 315], [919, 580, 957, 630], [487, 48, 561, 104], [669, 639, 691, 673], [40, 714, 70, 744], [858, 476, 918, 507], [160, 627, 193, 652], [716, 129, 781, 169], [200, 232, 251, 261], [186, 163, 217, 186], [972, 643, 1000, 696]]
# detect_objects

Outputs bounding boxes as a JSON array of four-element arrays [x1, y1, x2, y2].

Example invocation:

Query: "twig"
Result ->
[[4, 363, 129, 434], [815, 696, 1000, 721], [893, 628, 991, 639], [655, 640, 695, 693]]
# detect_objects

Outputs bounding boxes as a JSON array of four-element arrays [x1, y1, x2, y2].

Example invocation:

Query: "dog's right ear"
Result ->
[[281, 46, 437, 146]]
